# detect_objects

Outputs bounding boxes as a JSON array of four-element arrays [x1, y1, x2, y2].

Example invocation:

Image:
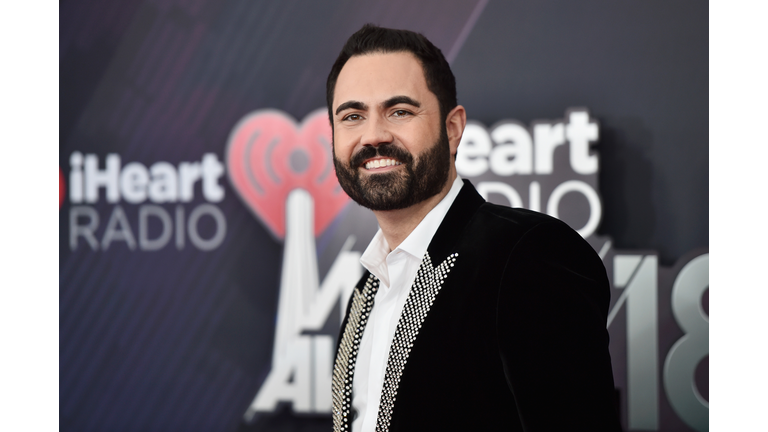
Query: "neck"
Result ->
[[372, 171, 456, 251]]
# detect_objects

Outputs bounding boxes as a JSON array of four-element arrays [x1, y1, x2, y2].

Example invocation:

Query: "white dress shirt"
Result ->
[[351, 176, 464, 432]]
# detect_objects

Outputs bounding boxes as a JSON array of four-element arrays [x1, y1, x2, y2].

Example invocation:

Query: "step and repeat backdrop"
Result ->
[[60, 1, 708, 431]]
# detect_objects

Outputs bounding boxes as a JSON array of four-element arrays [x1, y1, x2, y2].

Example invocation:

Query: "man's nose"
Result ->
[[360, 116, 393, 147]]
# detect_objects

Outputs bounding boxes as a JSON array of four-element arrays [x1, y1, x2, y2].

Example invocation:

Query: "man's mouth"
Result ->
[[364, 158, 402, 170]]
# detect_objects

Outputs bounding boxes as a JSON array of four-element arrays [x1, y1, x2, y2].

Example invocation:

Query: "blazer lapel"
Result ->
[[332, 273, 379, 432], [332, 180, 486, 432], [373, 180, 485, 431], [374, 251, 458, 431], [426, 179, 486, 263]]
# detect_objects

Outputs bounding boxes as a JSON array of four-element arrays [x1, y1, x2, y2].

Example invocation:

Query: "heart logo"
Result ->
[[226, 109, 350, 239]]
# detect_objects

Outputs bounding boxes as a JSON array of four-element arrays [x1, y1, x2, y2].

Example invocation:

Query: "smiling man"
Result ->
[[328, 25, 621, 432]]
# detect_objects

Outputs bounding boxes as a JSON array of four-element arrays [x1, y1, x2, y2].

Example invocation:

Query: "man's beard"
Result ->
[[333, 127, 451, 211]]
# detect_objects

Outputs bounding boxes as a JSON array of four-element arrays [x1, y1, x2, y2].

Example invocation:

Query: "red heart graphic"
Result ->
[[226, 109, 350, 239]]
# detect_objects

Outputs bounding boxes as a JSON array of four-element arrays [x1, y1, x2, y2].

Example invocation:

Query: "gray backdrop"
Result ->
[[60, 1, 708, 431]]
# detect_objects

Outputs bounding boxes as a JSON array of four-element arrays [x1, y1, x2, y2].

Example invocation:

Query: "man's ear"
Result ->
[[445, 105, 467, 157]]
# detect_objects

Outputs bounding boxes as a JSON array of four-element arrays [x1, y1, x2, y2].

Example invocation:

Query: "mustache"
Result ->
[[349, 144, 414, 168]]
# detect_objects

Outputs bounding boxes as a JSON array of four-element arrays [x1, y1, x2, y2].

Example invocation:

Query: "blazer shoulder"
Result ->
[[470, 203, 600, 267], [476, 202, 569, 233]]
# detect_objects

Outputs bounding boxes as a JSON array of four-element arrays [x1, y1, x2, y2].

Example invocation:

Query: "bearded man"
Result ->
[[328, 24, 621, 432]]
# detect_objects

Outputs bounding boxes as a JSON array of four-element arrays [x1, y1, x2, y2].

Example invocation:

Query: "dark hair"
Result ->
[[326, 24, 457, 128]]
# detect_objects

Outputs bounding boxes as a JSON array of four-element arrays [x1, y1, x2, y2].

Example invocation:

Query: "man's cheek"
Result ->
[[333, 141, 350, 161]]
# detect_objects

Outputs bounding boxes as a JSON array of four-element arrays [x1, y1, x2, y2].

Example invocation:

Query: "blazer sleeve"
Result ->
[[495, 220, 622, 431]]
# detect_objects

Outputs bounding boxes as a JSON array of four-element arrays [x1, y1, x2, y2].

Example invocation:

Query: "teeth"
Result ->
[[365, 159, 401, 170]]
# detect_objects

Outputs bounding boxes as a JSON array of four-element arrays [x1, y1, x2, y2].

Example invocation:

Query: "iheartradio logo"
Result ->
[[225, 108, 350, 239], [227, 109, 361, 418]]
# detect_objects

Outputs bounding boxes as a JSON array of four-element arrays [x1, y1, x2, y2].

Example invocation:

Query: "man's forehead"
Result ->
[[333, 52, 430, 108]]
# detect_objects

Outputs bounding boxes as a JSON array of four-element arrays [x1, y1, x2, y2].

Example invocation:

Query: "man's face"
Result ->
[[331, 52, 452, 211]]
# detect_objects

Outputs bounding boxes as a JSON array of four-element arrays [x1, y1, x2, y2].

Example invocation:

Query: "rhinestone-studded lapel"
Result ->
[[331, 252, 459, 432], [375, 251, 459, 432], [331, 181, 482, 432], [332, 274, 379, 432]]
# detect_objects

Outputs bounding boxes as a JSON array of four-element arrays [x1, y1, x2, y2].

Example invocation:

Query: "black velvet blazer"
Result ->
[[332, 180, 621, 431]]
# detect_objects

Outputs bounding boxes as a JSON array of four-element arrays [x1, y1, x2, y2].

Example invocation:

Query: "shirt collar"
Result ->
[[360, 176, 464, 283]]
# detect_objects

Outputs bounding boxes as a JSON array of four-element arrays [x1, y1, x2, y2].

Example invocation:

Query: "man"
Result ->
[[327, 24, 621, 432]]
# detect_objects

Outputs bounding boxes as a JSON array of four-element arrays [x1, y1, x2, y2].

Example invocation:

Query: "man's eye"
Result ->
[[343, 113, 362, 121], [392, 110, 411, 117]]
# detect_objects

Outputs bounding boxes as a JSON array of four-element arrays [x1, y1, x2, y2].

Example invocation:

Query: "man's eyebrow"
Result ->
[[335, 100, 367, 115], [381, 95, 421, 109]]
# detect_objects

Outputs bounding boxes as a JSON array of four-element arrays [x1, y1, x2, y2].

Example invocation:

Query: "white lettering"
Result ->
[[148, 162, 178, 203], [246, 227, 362, 418], [664, 254, 709, 432], [455, 122, 491, 177], [546, 180, 601, 238], [565, 110, 599, 174], [476, 182, 523, 208], [85, 154, 120, 203], [187, 204, 227, 251], [139, 205, 173, 250], [201, 153, 225, 202], [252, 336, 312, 412], [72, 153, 225, 204], [248, 335, 334, 415], [101, 205, 137, 250], [120, 162, 149, 204], [489, 122, 532, 175], [69, 206, 99, 250], [175, 205, 185, 250], [69, 152, 84, 203], [179, 162, 202, 202], [533, 122, 565, 174], [66, 204, 226, 252], [312, 335, 334, 412]]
